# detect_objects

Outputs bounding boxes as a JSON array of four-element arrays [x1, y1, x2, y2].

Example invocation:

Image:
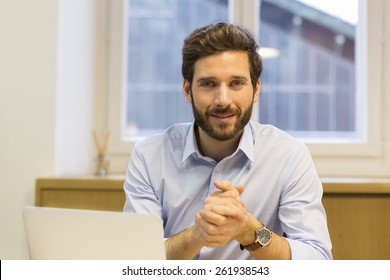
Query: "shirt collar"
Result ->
[[238, 121, 255, 162], [181, 121, 255, 164], [181, 122, 200, 164]]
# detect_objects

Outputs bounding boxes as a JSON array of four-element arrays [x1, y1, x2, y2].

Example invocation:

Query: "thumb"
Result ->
[[235, 184, 244, 195], [213, 180, 244, 195]]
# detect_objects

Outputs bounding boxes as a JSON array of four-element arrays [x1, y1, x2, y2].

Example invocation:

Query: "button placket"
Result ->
[[208, 163, 224, 195]]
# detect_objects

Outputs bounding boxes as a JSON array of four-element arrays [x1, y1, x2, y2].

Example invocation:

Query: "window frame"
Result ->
[[105, 0, 390, 178]]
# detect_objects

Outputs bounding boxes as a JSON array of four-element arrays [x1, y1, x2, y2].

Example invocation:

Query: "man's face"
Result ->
[[184, 51, 260, 141]]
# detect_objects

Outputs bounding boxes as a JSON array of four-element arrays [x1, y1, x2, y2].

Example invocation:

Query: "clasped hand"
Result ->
[[194, 180, 249, 247]]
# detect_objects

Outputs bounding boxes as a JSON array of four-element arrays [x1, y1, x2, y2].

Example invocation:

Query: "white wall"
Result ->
[[55, 0, 101, 176], [0, 0, 104, 259], [0, 0, 57, 259]]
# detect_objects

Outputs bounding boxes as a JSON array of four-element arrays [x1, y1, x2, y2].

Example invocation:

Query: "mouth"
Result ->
[[210, 113, 235, 123], [211, 113, 234, 119], [206, 107, 239, 124]]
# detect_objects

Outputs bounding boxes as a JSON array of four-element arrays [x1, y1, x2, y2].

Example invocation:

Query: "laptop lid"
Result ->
[[22, 206, 166, 260]]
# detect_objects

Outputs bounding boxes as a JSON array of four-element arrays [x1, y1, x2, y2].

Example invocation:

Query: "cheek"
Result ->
[[233, 95, 252, 108], [243, 92, 257, 104], [191, 94, 209, 108]]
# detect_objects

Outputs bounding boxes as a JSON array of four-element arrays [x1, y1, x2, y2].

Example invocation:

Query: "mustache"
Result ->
[[206, 106, 241, 116]]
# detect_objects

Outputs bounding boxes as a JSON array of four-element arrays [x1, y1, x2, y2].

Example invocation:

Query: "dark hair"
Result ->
[[182, 22, 263, 89]]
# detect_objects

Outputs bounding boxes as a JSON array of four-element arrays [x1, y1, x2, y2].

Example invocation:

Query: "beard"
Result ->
[[191, 98, 253, 141]]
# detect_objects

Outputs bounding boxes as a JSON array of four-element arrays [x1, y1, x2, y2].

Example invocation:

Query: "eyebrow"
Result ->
[[231, 75, 249, 81], [195, 76, 249, 83]]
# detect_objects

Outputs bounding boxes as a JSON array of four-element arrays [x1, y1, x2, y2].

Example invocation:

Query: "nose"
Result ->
[[214, 84, 232, 107]]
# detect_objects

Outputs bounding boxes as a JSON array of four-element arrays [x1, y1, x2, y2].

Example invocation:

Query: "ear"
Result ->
[[253, 79, 261, 103], [183, 80, 192, 104]]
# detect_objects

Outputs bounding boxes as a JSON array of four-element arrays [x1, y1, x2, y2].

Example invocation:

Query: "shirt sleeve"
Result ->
[[280, 143, 333, 260], [123, 147, 163, 219]]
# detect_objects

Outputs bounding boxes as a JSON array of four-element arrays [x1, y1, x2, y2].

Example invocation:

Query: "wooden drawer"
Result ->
[[35, 177, 125, 211]]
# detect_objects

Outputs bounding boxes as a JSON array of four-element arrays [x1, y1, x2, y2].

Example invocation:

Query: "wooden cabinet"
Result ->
[[35, 177, 125, 212], [35, 177, 390, 259], [321, 179, 390, 260]]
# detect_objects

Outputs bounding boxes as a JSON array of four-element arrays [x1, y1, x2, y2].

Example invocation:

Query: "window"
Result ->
[[259, 0, 360, 141], [123, 0, 361, 142], [107, 0, 390, 178], [125, 0, 228, 138]]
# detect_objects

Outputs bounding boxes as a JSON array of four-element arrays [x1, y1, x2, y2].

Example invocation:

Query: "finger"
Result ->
[[193, 215, 221, 247], [209, 189, 239, 199], [204, 195, 245, 210], [207, 191, 245, 208], [201, 205, 248, 222], [235, 184, 244, 195], [213, 180, 233, 192], [196, 215, 246, 247], [214, 180, 245, 195], [196, 212, 223, 236], [198, 208, 229, 226], [195, 218, 233, 247]]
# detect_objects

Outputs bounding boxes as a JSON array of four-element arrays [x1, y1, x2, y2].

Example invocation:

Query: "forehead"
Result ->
[[193, 51, 251, 79]]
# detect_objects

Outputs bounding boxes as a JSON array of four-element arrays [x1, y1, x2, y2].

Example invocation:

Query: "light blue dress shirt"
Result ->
[[123, 121, 332, 260]]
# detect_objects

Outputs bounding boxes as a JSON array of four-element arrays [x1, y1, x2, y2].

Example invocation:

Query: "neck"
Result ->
[[195, 126, 242, 162]]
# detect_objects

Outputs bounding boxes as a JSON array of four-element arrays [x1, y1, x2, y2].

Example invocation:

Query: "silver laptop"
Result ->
[[22, 206, 166, 260]]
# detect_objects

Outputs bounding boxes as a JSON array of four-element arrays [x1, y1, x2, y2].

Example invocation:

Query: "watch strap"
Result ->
[[239, 225, 271, 251], [240, 242, 262, 251]]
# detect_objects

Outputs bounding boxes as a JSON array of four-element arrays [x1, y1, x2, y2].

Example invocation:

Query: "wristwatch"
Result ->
[[240, 225, 272, 251]]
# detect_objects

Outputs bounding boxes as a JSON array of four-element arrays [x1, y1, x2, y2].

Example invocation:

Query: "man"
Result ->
[[123, 22, 332, 260]]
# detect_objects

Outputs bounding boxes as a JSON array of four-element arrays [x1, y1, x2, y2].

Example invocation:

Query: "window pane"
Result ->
[[125, 0, 228, 138], [258, 0, 359, 139]]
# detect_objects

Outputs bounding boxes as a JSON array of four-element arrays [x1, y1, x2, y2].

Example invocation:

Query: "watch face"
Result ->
[[257, 227, 272, 246]]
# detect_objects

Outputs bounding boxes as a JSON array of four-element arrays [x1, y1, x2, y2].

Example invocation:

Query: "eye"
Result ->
[[200, 81, 216, 88], [230, 80, 245, 87]]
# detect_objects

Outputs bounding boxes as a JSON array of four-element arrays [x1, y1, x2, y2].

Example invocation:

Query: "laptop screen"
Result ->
[[22, 206, 166, 260]]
